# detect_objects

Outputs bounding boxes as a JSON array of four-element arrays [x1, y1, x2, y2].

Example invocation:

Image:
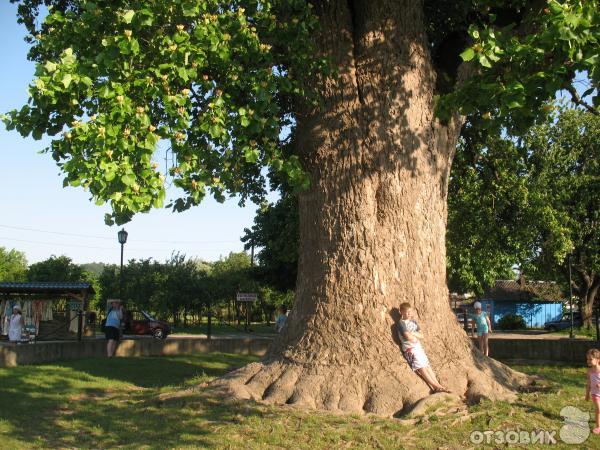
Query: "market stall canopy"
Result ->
[[0, 282, 94, 300]]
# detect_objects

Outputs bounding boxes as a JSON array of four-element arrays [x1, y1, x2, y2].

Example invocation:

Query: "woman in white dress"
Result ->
[[8, 305, 24, 342]]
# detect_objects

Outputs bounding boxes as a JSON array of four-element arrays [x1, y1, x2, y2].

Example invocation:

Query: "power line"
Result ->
[[0, 223, 240, 244], [0, 236, 149, 252], [0, 236, 243, 252]]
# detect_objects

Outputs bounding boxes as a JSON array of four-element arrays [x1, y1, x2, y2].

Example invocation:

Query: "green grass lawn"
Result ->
[[551, 326, 598, 340], [0, 355, 598, 449], [171, 321, 277, 337]]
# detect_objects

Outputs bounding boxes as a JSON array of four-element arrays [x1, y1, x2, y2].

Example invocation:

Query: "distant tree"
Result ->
[[447, 125, 535, 295], [447, 108, 600, 326], [0, 247, 28, 281], [160, 252, 203, 325], [211, 252, 256, 300], [80, 262, 108, 277], [27, 255, 84, 282], [522, 108, 600, 327], [242, 194, 298, 291]]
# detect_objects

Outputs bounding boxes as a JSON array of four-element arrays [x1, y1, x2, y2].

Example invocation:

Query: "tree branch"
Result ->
[[565, 85, 599, 115]]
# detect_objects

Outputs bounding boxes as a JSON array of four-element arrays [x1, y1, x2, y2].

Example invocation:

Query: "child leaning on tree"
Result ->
[[397, 302, 449, 393]]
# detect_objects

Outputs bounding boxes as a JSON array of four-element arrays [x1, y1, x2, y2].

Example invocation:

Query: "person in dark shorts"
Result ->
[[105, 299, 123, 357]]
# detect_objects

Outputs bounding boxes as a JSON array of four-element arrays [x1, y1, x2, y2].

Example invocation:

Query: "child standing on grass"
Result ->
[[275, 306, 287, 333], [397, 302, 449, 393], [469, 301, 492, 356], [585, 348, 600, 434]]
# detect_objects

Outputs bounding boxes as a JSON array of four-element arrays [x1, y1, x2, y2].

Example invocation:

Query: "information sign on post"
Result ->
[[236, 293, 257, 302], [236, 293, 257, 331]]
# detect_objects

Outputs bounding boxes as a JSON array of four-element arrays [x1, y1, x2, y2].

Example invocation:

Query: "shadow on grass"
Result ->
[[54, 353, 256, 387], [514, 365, 585, 389], [0, 353, 261, 448]]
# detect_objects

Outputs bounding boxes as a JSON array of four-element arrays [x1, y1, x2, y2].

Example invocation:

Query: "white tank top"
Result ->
[[8, 314, 22, 341]]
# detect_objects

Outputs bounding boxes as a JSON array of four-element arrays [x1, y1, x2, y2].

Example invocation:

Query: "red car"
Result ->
[[123, 310, 171, 339]]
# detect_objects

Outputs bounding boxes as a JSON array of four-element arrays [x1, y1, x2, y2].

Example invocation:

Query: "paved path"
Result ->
[[482, 331, 591, 340]]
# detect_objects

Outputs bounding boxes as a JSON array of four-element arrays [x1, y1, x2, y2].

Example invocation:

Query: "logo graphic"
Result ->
[[559, 406, 590, 444]]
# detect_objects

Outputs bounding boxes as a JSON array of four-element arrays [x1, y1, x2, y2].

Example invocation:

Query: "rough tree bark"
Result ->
[[575, 269, 599, 329], [214, 0, 526, 416]]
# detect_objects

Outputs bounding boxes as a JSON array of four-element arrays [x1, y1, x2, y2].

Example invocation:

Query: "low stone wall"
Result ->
[[1, 336, 597, 367], [477, 337, 598, 365], [0, 336, 272, 367]]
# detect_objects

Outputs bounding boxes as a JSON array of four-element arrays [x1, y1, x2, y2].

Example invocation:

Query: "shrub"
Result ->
[[497, 313, 527, 330]]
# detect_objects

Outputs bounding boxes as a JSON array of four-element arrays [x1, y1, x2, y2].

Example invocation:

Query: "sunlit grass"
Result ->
[[171, 320, 277, 336], [0, 355, 597, 449]]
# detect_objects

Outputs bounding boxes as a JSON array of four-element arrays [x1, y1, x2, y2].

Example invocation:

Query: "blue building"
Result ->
[[479, 278, 565, 329]]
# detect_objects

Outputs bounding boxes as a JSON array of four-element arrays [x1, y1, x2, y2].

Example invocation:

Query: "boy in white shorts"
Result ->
[[397, 302, 449, 393]]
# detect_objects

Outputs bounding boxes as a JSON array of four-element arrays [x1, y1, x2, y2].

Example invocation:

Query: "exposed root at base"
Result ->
[[210, 354, 527, 418]]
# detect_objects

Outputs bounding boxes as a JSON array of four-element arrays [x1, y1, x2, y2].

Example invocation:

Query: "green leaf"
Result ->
[[61, 74, 73, 88], [582, 87, 595, 98], [152, 190, 165, 208], [130, 39, 140, 55], [244, 147, 260, 163], [44, 61, 57, 72], [122, 10, 135, 24], [182, 2, 199, 17], [121, 174, 136, 186], [548, 1, 563, 15], [460, 48, 475, 62], [178, 67, 189, 81], [479, 56, 492, 68]]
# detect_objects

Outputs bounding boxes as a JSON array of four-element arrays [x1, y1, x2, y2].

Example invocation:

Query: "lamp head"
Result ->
[[117, 228, 128, 244]]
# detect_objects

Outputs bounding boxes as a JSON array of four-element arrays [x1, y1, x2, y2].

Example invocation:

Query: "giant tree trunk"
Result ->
[[215, 0, 525, 416]]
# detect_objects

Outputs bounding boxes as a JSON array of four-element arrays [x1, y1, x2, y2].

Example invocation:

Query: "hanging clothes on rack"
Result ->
[[3, 300, 14, 336], [41, 301, 53, 321], [22, 300, 33, 327], [32, 300, 43, 335], [69, 310, 79, 333], [0, 299, 6, 334]]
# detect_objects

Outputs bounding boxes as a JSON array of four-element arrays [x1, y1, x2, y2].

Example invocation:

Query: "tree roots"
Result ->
[[210, 351, 527, 418]]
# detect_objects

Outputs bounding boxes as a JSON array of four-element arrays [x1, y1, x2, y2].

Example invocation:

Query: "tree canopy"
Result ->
[[27, 254, 85, 281], [3, 0, 598, 225], [242, 193, 298, 291], [0, 247, 28, 281], [447, 107, 599, 316]]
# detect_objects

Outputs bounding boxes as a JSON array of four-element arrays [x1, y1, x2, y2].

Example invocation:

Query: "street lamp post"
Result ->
[[117, 228, 128, 300]]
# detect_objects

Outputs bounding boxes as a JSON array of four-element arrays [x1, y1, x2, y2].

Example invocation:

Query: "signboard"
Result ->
[[236, 292, 257, 302]]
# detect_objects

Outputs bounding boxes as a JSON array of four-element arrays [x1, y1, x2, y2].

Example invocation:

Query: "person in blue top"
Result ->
[[469, 301, 492, 356], [105, 299, 123, 357], [275, 306, 287, 333]]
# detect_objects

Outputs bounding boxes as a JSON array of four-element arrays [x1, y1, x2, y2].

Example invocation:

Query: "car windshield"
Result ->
[[141, 311, 157, 321]]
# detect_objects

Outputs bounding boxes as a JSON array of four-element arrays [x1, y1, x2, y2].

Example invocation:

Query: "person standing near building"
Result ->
[[8, 305, 24, 343], [105, 299, 123, 357], [275, 306, 287, 333], [469, 301, 492, 356]]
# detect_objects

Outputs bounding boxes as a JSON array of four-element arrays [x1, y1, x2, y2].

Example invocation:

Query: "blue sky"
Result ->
[[0, 3, 271, 266]]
